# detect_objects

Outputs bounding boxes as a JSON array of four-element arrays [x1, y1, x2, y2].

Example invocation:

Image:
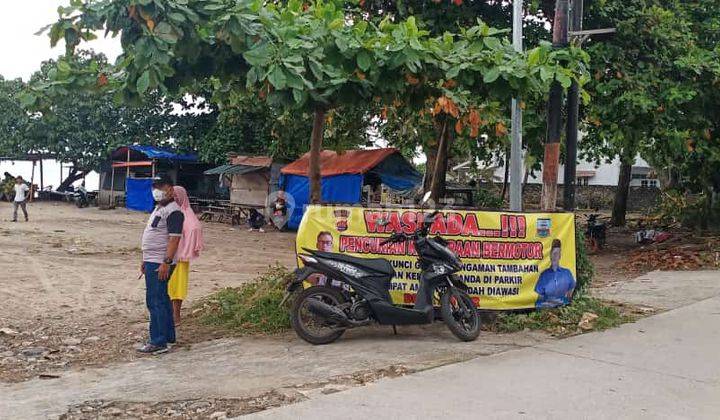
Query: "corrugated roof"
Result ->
[[281, 148, 399, 177], [230, 155, 272, 167], [204, 164, 267, 175]]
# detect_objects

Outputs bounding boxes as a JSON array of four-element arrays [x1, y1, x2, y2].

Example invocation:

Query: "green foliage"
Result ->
[[30, 0, 588, 202], [583, 0, 720, 223], [195, 266, 292, 334], [574, 225, 595, 297], [494, 296, 629, 336], [657, 190, 720, 231], [38, 0, 587, 131], [0, 77, 28, 154], [473, 188, 504, 209], [177, 100, 375, 164], [0, 51, 204, 188]]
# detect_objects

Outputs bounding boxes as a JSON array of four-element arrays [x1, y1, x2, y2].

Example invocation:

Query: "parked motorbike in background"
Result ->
[[285, 192, 480, 345], [585, 213, 606, 252], [72, 185, 96, 208]]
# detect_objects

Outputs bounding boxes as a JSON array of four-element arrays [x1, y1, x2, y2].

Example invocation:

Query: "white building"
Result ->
[[453, 156, 659, 188]]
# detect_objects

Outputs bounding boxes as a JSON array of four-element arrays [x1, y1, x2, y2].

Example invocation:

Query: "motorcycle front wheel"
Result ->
[[290, 286, 346, 345], [441, 287, 481, 342]]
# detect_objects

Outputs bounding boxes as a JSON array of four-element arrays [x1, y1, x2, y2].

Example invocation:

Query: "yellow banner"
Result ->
[[296, 205, 577, 310]]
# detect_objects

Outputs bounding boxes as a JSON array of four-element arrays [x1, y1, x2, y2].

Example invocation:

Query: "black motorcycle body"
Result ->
[[585, 213, 607, 251], [286, 210, 480, 344]]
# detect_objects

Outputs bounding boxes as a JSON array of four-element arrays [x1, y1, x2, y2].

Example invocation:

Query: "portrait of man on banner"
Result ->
[[535, 239, 576, 308], [307, 231, 342, 288]]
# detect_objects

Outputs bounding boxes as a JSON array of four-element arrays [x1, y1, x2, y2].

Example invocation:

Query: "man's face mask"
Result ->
[[152, 188, 166, 202]]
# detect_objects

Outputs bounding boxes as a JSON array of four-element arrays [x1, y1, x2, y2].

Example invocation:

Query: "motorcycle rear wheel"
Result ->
[[290, 286, 346, 345], [441, 287, 481, 342]]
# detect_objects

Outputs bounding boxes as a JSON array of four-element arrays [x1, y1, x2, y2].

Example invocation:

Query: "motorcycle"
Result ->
[[72, 185, 96, 208], [285, 192, 481, 345], [585, 213, 606, 252]]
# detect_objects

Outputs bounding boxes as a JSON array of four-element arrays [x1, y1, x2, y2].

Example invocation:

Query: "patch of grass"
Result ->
[[193, 265, 293, 334], [493, 295, 632, 337]]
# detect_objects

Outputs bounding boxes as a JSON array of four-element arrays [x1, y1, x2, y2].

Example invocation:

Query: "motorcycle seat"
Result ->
[[309, 250, 395, 278]]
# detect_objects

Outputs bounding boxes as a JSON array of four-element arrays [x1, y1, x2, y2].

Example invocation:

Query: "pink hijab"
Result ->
[[173, 186, 204, 261]]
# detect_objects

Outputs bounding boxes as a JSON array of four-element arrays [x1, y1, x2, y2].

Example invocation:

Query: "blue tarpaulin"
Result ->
[[367, 152, 422, 194], [281, 174, 363, 229], [279, 149, 422, 230], [112, 145, 198, 162], [126, 178, 154, 212]]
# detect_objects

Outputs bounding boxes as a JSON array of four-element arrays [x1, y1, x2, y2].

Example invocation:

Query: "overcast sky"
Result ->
[[0, 1, 122, 81]]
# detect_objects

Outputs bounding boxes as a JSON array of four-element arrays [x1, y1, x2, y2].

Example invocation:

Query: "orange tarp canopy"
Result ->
[[281, 148, 398, 177]]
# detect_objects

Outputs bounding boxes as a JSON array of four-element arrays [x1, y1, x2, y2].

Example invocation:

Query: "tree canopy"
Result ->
[[583, 0, 720, 225]]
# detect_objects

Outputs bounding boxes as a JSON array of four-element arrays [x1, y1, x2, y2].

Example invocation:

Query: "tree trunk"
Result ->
[[523, 167, 530, 190], [540, 0, 569, 211], [611, 157, 633, 226], [429, 117, 450, 203], [423, 144, 437, 193], [309, 107, 326, 204], [57, 168, 88, 192], [501, 148, 510, 201]]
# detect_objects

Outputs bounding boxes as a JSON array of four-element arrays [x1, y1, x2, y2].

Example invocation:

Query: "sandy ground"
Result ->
[[1, 201, 717, 418], [0, 201, 297, 382], [0, 202, 707, 385]]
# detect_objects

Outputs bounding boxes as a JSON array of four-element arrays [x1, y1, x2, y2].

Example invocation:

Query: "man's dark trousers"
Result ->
[[144, 262, 176, 346]]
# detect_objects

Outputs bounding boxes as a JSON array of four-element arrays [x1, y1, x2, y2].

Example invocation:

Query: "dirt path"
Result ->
[[0, 201, 297, 382]]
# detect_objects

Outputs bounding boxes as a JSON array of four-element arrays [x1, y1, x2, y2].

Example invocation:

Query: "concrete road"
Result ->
[[248, 294, 720, 420]]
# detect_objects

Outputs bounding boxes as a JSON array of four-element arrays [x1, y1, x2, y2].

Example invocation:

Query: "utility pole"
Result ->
[[540, 0, 569, 211], [563, 0, 583, 211], [509, 0, 523, 212]]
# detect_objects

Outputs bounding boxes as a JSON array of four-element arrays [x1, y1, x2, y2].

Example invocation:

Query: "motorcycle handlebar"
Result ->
[[379, 210, 442, 245]]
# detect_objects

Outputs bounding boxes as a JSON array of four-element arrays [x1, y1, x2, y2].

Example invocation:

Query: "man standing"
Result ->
[[138, 175, 184, 354], [12, 176, 30, 222]]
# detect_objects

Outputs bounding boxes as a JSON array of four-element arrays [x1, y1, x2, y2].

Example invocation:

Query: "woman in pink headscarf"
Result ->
[[168, 186, 204, 325]]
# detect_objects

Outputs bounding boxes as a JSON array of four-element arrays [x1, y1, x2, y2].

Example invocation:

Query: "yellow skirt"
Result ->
[[168, 261, 190, 300]]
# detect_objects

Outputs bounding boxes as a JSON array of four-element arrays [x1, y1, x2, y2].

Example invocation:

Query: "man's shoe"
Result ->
[[11, 220, 17, 223], [136, 343, 168, 354]]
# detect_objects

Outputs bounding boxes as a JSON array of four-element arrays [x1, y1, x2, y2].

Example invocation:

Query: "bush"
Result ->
[[494, 295, 629, 335], [473, 188, 504, 209], [195, 265, 293, 334], [658, 190, 720, 231], [574, 224, 595, 297]]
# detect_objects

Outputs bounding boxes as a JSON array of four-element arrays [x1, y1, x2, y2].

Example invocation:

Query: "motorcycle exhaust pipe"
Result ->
[[306, 299, 351, 327]]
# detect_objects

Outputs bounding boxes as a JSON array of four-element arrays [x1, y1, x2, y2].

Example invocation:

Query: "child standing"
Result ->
[[167, 186, 204, 326]]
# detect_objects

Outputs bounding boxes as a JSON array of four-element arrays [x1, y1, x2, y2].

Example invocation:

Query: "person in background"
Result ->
[[535, 239, 576, 308], [1, 172, 15, 201], [138, 174, 184, 354], [167, 185, 204, 326], [270, 193, 288, 229], [248, 208, 266, 232], [12, 176, 30, 222]]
